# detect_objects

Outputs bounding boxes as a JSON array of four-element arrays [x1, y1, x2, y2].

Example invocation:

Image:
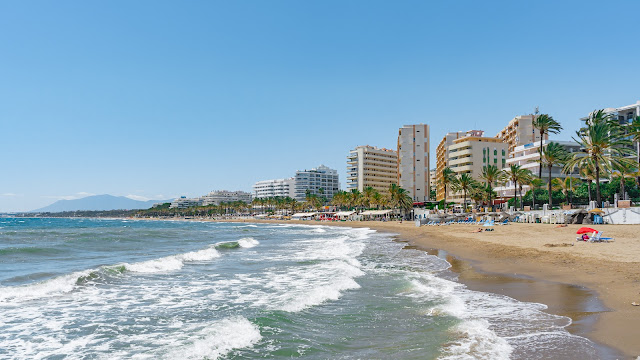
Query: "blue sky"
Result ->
[[1, 0, 639, 212]]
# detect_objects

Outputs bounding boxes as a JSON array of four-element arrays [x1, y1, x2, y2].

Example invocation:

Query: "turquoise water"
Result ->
[[0, 218, 600, 359]]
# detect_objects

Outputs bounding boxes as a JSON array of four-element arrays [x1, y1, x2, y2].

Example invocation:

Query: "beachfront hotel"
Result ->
[[447, 132, 508, 203], [200, 190, 253, 206], [435, 130, 484, 201], [293, 165, 340, 202], [494, 140, 581, 200], [346, 145, 398, 194], [397, 124, 430, 202], [253, 178, 296, 199], [496, 114, 547, 155]]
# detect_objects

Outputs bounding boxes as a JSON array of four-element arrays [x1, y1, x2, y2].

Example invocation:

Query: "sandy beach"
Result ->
[[221, 219, 640, 358]]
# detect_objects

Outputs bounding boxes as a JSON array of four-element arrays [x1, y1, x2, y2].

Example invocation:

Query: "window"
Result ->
[[502, 149, 506, 156], [494, 149, 497, 156]]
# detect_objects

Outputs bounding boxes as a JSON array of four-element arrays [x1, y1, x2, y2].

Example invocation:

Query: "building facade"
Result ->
[[496, 115, 547, 155], [169, 196, 202, 209], [293, 165, 340, 201], [346, 145, 398, 194], [200, 190, 253, 206], [435, 130, 484, 201], [397, 124, 430, 202], [252, 178, 296, 199], [494, 140, 581, 200], [447, 135, 508, 203]]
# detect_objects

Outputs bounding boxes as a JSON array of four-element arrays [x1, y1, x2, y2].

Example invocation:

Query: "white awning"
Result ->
[[292, 212, 317, 217], [335, 211, 356, 216], [360, 210, 392, 216]]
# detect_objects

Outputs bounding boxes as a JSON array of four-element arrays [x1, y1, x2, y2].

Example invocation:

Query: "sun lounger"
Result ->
[[590, 231, 615, 242]]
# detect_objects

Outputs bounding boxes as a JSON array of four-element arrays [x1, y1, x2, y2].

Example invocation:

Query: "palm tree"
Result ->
[[349, 189, 362, 210], [505, 164, 532, 210], [533, 114, 563, 178], [540, 142, 568, 208], [451, 173, 477, 212], [565, 116, 635, 205], [611, 163, 640, 201], [479, 165, 506, 210], [551, 177, 581, 204], [527, 178, 544, 209], [389, 183, 413, 219], [362, 186, 377, 209], [578, 164, 595, 204], [438, 167, 455, 208]]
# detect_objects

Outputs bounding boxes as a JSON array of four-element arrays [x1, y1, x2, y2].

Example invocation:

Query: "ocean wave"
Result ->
[[0, 246, 221, 302], [215, 237, 260, 250], [123, 247, 221, 273], [163, 316, 261, 359], [439, 319, 512, 360]]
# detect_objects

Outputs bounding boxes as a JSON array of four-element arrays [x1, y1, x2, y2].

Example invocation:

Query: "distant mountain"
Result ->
[[32, 194, 171, 213]]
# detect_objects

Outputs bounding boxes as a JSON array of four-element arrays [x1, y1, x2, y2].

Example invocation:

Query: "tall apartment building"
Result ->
[[200, 190, 252, 205], [435, 130, 484, 201], [346, 145, 398, 194], [253, 178, 296, 198], [496, 115, 547, 155], [447, 135, 508, 203], [397, 124, 430, 202], [293, 165, 340, 201]]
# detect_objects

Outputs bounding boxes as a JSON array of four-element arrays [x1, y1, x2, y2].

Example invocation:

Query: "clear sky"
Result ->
[[1, 0, 639, 212]]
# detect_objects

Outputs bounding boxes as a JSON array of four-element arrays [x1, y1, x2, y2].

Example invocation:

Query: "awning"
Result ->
[[335, 211, 356, 216], [360, 210, 392, 216], [292, 212, 317, 217]]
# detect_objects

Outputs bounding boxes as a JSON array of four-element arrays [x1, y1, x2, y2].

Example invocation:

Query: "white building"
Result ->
[[494, 140, 581, 200], [253, 178, 296, 198], [397, 124, 430, 202], [346, 145, 398, 194], [200, 190, 252, 206], [294, 165, 340, 201], [582, 100, 640, 125], [169, 196, 202, 209]]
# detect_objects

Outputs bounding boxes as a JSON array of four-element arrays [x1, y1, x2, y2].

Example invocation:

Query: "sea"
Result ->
[[0, 218, 604, 359]]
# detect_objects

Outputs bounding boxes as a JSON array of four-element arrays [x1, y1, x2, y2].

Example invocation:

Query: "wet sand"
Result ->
[[216, 219, 640, 358]]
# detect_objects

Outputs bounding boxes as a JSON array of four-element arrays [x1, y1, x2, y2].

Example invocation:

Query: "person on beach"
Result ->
[[470, 228, 483, 233]]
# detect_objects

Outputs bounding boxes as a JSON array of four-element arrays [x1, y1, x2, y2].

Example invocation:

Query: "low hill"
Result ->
[[32, 194, 169, 213]]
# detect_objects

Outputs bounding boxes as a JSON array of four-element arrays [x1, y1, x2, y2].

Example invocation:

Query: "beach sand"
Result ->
[[224, 219, 640, 358]]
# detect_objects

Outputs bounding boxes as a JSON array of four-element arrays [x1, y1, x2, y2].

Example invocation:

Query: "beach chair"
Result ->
[[498, 219, 509, 225], [590, 231, 615, 242]]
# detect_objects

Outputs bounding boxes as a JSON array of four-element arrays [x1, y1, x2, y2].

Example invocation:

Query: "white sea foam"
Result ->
[[0, 246, 222, 302], [238, 237, 259, 248], [163, 317, 261, 360], [0, 270, 92, 303], [440, 319, 512, 360], [125, 246, 220, 273]]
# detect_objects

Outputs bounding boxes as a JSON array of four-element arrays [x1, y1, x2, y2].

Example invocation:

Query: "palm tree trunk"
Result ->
[[620, 176, 626, 201], [539, 130, 544, 179], [463, 190, 467, 213], [587, 181, 592, 203], [532, 187, 536, 209], [595, 160, 602, 206], [548, 165, 553, 208], [514, 181, 518, 210]]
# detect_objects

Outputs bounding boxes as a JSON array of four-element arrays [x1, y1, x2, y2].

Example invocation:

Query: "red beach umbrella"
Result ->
[[576, 227, 598, 234]]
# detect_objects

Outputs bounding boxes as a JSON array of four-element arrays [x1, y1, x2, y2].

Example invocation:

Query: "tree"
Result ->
[[552, 177, 581, 204], [540, 142, 568, 207], [527, 178, 544, 209], [565, 112, 635, 205], [533, 114, 563, 178], [627, 115, 640, 185], [451, 173, 478, 212], [505, 164, 532, 210], [362, 186, 377, 209], [438, 167, 455, 208], [389, 183, 413, 219], [479, 165, 506, 210]]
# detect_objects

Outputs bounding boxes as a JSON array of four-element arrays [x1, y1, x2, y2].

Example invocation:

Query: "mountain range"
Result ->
[[31, 194, 171, 213]]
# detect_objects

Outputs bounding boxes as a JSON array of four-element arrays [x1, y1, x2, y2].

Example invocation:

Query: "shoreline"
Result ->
[[207, 218, 639, 359]]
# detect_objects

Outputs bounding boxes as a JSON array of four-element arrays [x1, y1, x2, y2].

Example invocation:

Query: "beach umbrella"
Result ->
[[576, 227, 598, 234], [589, 208, 605, 214]]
